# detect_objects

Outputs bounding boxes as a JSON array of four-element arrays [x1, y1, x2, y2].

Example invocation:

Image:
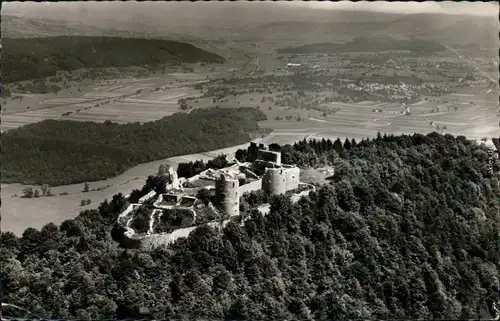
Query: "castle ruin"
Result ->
[[116, 143, 311, 248], [214, 173, 240, 217]]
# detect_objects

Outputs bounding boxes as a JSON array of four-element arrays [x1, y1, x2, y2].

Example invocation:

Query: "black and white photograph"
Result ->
[[1, 1, 499, 319]]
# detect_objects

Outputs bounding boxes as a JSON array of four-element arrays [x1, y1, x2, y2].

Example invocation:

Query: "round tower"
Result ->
[[262, 167, 286, 195], [215, 173, 240, 217]]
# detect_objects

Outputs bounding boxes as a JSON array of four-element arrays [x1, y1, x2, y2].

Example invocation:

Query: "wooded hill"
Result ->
[[3, 36, 225, 83], [2, 132, 499, 320], [1, 107, 267, 186]]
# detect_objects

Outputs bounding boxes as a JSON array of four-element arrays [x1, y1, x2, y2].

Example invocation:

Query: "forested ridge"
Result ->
[[1, 133, 499, 320], [3, 36, 225, 83], [1, 107, 267, 186]]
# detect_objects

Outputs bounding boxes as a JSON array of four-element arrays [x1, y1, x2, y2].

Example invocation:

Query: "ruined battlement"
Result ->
[[116, 144, 306, 249], [257, 148, 281, 165]]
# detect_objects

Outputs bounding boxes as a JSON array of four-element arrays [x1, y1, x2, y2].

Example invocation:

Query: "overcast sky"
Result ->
[[284, 1, 497, 16], [4, 0, 497, 18]]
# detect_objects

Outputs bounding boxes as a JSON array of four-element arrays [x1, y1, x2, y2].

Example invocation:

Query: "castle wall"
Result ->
[[215, 176, 240, 216], [138, 190, 157, 204], [284, 167, 300, 192], [257, 149, 282, 165], [262, 168, 287, 195], [238, 178, 263, 195], [187, 174, 201, 183]]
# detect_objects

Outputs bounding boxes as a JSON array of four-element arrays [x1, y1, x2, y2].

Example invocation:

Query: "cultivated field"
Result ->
[[1, 71, 218, 131]]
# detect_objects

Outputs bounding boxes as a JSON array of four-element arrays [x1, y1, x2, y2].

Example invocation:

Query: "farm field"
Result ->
[[1, 71, 217, 131]]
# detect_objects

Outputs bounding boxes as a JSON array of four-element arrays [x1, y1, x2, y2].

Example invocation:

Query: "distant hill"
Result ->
[[4, 7, 496, 47], [384, 13, 498, 47], [255, 12, 497, 49], [277, 36, 447, 54], [2, 14, 167, 40], [1, 107, 268, 186], [2, 15, 116, 38], [2, 36, 226, 83]]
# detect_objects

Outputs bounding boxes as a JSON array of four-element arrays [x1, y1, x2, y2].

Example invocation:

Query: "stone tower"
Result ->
[[262, 167, 286, 195], [215, 173, 239, 217]]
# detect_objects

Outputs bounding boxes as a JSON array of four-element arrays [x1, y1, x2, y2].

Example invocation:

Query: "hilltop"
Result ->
[[2, 15, 118, 38], [2, 36, 226, 83], [1, 133, 499, 319], [1, 107, 268, 186]]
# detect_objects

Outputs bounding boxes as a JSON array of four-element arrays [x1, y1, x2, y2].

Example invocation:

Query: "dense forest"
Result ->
[[3, 36, 225, 83], [1, 107, 268, 185], [278, 36, 446, 54], [2, 132, 499, 320]]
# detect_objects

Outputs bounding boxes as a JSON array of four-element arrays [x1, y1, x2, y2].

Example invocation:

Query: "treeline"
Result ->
[[1, 107, 267, 186], [234, 138, 350, 167], [3, 36, 225, 83], [278, 36, 446, 54], [2, 132, 500, 320]]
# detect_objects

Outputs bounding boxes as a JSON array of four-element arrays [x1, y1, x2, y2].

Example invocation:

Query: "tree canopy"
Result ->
[[1, 132, 499, 320]]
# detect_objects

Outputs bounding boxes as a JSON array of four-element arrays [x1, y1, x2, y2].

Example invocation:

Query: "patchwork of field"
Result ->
[[184, 84, 498, 144], [1, 72, 213, 131], [311, 99, 497, 141]]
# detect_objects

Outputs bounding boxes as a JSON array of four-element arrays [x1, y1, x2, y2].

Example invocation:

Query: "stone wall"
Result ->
[[257, 149, 282, 165], [238, 178, 263, 195], [284, 167, 300, 192]]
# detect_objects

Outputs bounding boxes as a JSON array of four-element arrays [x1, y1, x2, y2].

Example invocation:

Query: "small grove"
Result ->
[[1, 107, 267, 186], [1, 133, 499, 319]]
